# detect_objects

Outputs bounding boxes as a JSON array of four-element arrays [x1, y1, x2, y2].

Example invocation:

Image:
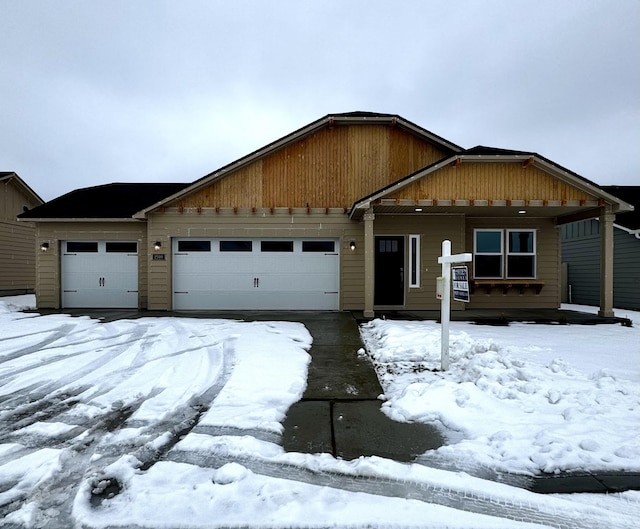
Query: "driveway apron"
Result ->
[[282, 312, 444, 461]]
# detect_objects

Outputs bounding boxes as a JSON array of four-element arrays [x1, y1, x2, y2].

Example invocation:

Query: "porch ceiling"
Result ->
[[350, 200, 604, 222]]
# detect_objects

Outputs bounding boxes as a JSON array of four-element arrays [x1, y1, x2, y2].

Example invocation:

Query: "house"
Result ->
[[0, 172, 44, 295], [561, 186, 640, 310], [18, 112, 634, 317]]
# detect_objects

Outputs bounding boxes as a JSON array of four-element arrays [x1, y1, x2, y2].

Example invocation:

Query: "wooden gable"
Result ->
[[383, 162, 599, 203], [172, 124, 450, 210]]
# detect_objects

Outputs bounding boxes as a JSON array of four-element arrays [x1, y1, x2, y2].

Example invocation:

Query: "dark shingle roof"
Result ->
[[602, 186, 640, 230], [18, 183, 190, 219]]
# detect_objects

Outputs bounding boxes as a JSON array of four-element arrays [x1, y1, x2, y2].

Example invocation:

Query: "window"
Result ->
[[473, 229, 537, 279], [378, 239, 399, 253], [409, 235, 420, 288], [261, 241, 293, 252], [507, 230, 536, 278], [66, 242, 98, 253], [302, 241, 335, 252], [474, 230, 503, 278], [106, 242, 137, 253], [220, 240, 253, 252], [178, 240, 211, 252]]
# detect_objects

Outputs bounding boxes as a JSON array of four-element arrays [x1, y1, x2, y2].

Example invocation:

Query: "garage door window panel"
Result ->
[[66, 242, 98, 253], [302, 241, 335, 253], [178, 240, 211, 252], [106, 242, 137, 253], [261, 241, 294, 252], [220, 240, 253, 252]]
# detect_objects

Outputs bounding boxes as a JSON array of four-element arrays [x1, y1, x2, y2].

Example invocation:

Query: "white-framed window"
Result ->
[[473, 229, 537, 279], [474, 229, 503, 278], [506, 229, 536, 278], [409, 235, 420, 288]]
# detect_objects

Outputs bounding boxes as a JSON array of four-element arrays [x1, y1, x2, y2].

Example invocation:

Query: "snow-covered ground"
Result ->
[[0, 295, 638, 528]]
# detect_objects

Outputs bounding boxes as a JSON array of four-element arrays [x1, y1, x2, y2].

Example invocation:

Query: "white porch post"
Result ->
[[598, 206, 615, 318], [363, 209, 375, 318]]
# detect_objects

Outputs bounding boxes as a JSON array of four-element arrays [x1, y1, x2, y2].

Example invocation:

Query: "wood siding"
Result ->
[[173, 125, 448, 210], [34, 223, 146, 309], [386, 163, 598, 202], [1, 179, 41, 294], [466, 217, 560, 309], [0, 221, 36, 293], [561, 220, 640, 310]]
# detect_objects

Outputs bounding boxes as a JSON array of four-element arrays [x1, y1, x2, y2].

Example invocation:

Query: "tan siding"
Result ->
[[372, 215, 466, 310], [34, 222, 146, 309], [175, 124, 449, 210], [465, 217, 559, 309], [1, 179, 41, 293], [0, 221, 37, 292], [386, 163, 598, 202]]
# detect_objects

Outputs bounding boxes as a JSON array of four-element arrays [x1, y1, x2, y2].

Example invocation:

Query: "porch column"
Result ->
[[363, 208, 375, 318], [598, 206, 615, 318]]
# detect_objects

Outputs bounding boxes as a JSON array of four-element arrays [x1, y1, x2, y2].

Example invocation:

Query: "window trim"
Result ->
[[473, 229, 504, 279], [409, 234, 420, 288], [473, 229, 538, 280], [506, 229, 536, 279]]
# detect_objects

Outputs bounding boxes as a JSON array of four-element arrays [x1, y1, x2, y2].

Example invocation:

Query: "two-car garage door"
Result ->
[[172, 238, 340, 310]]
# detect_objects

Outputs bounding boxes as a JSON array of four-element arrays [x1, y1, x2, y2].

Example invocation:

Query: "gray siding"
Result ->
[[561, 220, 640, 310]]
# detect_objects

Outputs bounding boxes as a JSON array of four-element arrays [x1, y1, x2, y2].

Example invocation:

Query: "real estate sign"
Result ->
[[452, 265, 470, 303]]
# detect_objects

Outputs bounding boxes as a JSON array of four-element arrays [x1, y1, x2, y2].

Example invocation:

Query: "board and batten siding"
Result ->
[[173, 125, 448, 210], [465, 217, 560, 309], [147, 209, 356, 310], [561, 219, 640, 310], [34, 222, 147, 309], [386, 162, 598, 203]]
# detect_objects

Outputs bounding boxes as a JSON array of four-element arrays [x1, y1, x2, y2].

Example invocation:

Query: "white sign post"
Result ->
[[437, 240, 472, 371]]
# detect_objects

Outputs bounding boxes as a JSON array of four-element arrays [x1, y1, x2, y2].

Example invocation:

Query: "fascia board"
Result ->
[[17, 217, 143, 223]]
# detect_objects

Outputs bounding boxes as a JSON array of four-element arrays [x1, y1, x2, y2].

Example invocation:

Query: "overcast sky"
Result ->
[[2, 0, 638, 202]]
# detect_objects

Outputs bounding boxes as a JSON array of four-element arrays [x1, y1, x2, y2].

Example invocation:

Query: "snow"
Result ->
[[0, 295, 638, 528], [359, 313, 640, 476]]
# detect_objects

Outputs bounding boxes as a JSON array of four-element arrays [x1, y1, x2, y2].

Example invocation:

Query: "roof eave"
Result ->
[[17, 217, 143, 223]]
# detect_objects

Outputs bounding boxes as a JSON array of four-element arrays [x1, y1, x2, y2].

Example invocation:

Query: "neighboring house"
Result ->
[[0, 172, 44, 295], [561, 186, 640, 310], [18, 112, 633, 317]]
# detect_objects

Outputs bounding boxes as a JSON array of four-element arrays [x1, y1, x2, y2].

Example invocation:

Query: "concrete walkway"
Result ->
[[280, 312, 443, 461]]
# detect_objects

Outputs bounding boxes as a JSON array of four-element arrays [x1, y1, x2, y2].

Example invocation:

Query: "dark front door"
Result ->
[[374, 236, 404, 306]]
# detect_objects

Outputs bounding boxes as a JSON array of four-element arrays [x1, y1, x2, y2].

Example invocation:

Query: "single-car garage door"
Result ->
[[61, 241, 139, 308], [172, 238, 339, 310]]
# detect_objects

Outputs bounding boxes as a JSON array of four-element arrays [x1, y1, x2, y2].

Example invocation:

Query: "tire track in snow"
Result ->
[[1, 330, 237, 528], [168, 443, 637, 529]]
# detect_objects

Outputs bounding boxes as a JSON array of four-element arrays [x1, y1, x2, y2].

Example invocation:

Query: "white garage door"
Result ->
[[172, 238, 339, 310], [61, 241, 139, 308]]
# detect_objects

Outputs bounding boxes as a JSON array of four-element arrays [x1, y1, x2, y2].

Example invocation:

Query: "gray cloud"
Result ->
[[1, 0, 638, 201]]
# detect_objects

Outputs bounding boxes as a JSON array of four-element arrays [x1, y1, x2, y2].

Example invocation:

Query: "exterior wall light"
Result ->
[[40, 242, 49, 252], [154, 241, 162, 251], [349, 240, 356, 251]]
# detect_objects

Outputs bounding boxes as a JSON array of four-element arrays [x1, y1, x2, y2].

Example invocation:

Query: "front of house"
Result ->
[[19, 112, 633, 317]]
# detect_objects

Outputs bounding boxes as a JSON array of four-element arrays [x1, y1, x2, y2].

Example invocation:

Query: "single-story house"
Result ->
[[18, 112, 634, 317], [1, 172, 44, 295], [561, 186, 640, 310]]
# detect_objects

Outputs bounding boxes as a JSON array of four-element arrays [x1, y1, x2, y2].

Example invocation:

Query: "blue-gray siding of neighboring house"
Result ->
[[561, 219, 640, 310]]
